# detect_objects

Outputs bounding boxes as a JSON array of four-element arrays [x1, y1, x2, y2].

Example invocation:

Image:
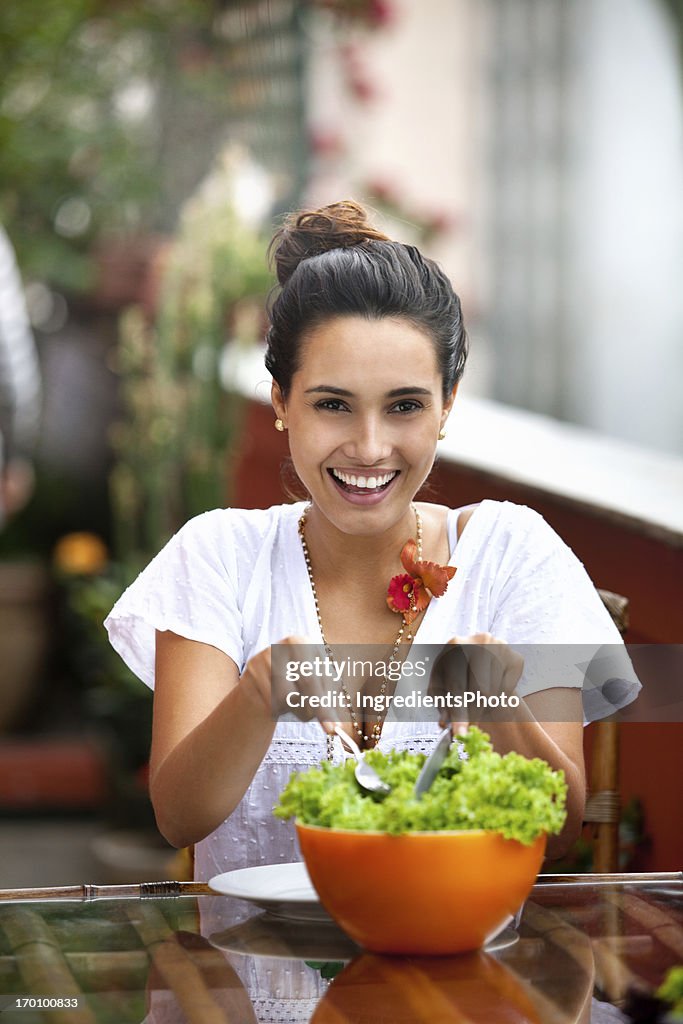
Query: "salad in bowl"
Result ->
[[274, 728, 567, 954]]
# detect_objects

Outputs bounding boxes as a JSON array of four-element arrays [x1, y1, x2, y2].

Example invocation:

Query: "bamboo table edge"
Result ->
[[0, 872, 679, 902], [0, 881, 214, 902], [534, 871, 683, 887]]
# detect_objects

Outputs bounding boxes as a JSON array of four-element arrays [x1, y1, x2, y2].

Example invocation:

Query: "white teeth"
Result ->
[[331, 469, 397, 489]]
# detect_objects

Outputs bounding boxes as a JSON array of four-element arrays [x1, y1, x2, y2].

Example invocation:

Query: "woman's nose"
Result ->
[[342, 416, 391, 464]]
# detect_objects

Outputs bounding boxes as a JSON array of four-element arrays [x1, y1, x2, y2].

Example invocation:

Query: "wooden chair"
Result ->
[[584, 589, 629, 873]]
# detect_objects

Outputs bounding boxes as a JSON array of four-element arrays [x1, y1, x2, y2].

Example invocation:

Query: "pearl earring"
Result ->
[[438, 429, 446, 441], [274, 419, 286, 432]]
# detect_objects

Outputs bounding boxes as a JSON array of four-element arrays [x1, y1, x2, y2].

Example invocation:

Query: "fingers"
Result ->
[[447, 635, 524, 695], [267, 637, 349, 727], [438, 715, 468, 733], [432, 634, 524, 726]]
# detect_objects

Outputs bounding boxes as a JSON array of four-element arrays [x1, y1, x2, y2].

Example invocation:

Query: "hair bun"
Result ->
[[269, 199, 390, 286]]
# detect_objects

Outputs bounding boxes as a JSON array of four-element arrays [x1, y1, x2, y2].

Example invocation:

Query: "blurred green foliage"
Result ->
[[0, 1, 261, 290], [56, 559, 155, 821], [51, 148, 272, 791], [110, 145, 273, 564]]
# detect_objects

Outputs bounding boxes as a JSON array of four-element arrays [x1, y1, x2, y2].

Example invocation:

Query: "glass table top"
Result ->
[[0, 874, 680, 1023]]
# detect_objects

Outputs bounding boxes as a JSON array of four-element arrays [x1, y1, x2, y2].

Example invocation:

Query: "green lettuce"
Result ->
[[274, 727, 567, 844], [657, 966, 683, 1019]]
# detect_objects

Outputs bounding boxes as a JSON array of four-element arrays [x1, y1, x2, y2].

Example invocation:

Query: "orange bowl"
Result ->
[[296, 824, 545, 955]]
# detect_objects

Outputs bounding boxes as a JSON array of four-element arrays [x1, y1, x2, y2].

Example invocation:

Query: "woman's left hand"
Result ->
[[429, 633, 525, 729], [430, 634, 587, 860]]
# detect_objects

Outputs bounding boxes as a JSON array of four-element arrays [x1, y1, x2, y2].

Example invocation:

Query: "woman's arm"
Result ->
[[149, 630, 277, 848], [433, 636, 585, 860], [477, 690, 586, 861]]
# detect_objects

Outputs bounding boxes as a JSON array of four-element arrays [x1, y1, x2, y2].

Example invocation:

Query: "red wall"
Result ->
[[233, 400, 683, 870]]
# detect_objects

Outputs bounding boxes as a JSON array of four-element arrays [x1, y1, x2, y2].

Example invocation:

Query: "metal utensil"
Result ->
[[333, 725, 391, 797], [414, 724, 465, 798]]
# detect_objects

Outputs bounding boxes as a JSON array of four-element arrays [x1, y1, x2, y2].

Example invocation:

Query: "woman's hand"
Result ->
[[430, 633, 525, 729], [429, 634, 586, 859], [240, 636, 338, 734]]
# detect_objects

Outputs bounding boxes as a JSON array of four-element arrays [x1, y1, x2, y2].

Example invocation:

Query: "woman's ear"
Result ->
[[441, 382, 459, 425], [271, 382, 287, 424]]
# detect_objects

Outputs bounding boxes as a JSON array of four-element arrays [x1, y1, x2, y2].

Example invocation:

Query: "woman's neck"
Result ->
[[301, 503, 419, 584]]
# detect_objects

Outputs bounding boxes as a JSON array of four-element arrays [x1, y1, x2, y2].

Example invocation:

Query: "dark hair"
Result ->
[[265, 200, 468, 400]]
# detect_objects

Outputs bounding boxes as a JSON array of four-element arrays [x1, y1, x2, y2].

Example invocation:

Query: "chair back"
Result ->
[[583, 588, 629, 872]]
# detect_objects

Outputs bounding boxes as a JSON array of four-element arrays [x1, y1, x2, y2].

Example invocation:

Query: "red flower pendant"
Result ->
[[386, 539, 456, 625]]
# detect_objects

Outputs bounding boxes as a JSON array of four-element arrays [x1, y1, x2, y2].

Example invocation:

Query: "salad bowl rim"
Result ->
[[295, 821, 546, 842]]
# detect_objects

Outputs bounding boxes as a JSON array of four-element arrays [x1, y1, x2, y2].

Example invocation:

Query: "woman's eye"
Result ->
[[314, 399, 349, 412], [391, 400, 423, 414]]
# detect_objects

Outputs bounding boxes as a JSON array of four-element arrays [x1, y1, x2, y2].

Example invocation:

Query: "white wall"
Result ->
[[303, 0, 683, 454], [566, 0, 683, 453]]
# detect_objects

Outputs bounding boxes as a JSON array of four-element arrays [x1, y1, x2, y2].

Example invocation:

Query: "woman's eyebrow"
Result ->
[[304, 385, 353, 396], [304, 385, 433, 397], [386, 387, 433, 398]]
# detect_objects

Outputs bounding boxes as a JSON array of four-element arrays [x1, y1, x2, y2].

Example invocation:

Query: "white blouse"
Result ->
[[105, 499, 638, 1023], [105, 498, 637, 881]]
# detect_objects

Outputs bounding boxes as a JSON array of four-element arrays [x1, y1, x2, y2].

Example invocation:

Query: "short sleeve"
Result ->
[[104, 510, 243, 690], [489, 507, 621, 645], [488, 506, 640, 719]]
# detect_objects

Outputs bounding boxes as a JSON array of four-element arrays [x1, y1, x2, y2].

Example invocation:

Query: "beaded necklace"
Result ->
[[298, 505, 423, 753]]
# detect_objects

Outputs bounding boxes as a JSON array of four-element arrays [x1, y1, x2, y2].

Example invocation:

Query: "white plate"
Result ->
[[208, 861, 331, 922], [208, 862, 520, 952]]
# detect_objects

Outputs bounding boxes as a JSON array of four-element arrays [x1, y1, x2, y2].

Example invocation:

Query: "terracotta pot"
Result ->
[[0, 562, 52, 732], [297, 824, 546, 956]]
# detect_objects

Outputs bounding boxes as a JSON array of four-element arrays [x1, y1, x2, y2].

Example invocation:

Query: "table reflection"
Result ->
[[310, 951, 544, 1024]]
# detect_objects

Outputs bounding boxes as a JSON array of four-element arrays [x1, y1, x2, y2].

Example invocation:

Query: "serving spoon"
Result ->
[[333, 725, 391, 797]]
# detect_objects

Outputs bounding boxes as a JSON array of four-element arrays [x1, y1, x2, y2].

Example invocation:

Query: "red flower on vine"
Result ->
[[387, 540, 456, 624]]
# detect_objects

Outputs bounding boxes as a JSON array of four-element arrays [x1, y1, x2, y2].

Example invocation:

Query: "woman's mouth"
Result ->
[[327, 468, 400, 504]]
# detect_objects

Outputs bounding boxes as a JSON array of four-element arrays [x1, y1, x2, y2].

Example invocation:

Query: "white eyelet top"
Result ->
[[105, 499, 639, 1022], [105, 498, 638, 880]]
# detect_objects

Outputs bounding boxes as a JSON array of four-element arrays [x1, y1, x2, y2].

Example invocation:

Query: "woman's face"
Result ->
[[272, 316, 456, 536]]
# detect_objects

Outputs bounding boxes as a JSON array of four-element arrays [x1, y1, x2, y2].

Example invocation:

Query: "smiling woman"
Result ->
[[272, 316, 452, 525], [104, 200, 637, 894]]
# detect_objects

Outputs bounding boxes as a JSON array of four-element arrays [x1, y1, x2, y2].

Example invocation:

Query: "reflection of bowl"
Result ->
[[296, 825, 545, 955], [311, 951, 542, 1024]]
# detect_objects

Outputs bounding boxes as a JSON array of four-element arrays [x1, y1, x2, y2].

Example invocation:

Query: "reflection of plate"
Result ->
[[484, 925, 519, 953], [209, 862, 332, 921], [646, 886, 683, 898], [210, 911, 515, 963], [210, 910, 360, 961]]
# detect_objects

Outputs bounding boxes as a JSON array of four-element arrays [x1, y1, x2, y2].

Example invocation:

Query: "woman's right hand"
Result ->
[[240, 636, 338, 734]]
